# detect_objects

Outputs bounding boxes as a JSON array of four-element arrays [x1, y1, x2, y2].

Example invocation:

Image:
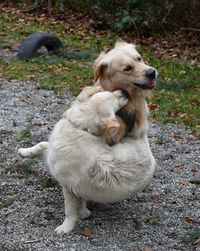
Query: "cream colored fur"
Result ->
[[18, 42, 156, 234]]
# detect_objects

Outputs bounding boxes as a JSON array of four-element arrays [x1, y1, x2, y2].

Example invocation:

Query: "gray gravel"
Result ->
[[0, 78, 199, 251]]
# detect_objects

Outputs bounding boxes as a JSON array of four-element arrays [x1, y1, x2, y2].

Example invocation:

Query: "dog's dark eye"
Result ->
[[137, 57, 142, 61], [124, 65, 132, 71]]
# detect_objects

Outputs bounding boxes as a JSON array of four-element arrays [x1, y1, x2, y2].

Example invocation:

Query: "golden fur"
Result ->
[[18, 42, 157, 234], [94, 41, 157, 144]]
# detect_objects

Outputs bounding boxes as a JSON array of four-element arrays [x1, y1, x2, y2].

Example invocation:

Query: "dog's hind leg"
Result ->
[[18, 141, 49, 158], [55, 186, 87, 234]]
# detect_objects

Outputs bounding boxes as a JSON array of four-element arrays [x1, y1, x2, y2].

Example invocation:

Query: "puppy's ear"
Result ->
[[93, 53, 109, 82]]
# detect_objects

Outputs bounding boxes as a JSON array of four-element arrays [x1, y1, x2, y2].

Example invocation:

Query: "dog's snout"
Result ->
[[145, 68, 156, 80], [119, 89, 129, 99]]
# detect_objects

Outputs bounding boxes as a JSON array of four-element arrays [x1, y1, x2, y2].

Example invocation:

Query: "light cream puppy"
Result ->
[[65, 86, 128, 145], [19, 86, 128, 159]]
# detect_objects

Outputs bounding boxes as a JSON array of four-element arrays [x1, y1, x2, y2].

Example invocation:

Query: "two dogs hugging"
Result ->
[[18, 41, 157, 234]]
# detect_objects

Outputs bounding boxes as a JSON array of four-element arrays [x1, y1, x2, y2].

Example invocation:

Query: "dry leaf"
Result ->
[[82, 228, 95, 239], [170, 110, 181, 117], [132, 218, 142, 230], [151, 192, 159, 202], [193, 237, 200, 246], [0, 202, 5, 209], [184, 216, 195, 224], [148, 102, 160, 111], [142, 245, 152, 251], [180, 179, 189, 186]]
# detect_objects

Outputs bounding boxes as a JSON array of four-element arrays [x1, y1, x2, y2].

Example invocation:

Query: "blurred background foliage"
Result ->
[[3, 0, 200, 35]]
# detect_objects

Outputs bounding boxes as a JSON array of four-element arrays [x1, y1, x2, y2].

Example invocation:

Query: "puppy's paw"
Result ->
[[104, 117, 127, 146], [105, 127, 122, 146], [55, 218, 75, 234], [113, 90, 129, 108], [79, 208, 91, 219]]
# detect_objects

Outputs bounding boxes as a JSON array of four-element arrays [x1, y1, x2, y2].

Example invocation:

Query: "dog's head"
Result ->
[[94, 41, 157, 93]]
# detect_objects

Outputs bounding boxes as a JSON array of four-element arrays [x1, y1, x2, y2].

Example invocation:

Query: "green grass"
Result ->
[[14, 126, 32, 141], [0, 12, 199, 137], [182, 227, 200, 245], [9, 161, 35, 177], [141, 49, 200, 137], [39, 176, 59, 188]]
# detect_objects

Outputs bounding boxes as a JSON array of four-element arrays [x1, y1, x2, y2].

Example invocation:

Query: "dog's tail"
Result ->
[[18, 141, 49, 159]]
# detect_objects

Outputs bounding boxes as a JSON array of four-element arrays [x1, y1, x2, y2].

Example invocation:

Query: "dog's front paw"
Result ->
[[18, 148, 30, 158], [55, 218, 75, 234]]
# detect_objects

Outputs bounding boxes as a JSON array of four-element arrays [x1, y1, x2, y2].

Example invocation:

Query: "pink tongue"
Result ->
[[147, 82, 156, 89]]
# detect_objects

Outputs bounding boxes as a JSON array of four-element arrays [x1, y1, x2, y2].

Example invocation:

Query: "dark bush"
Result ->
[[4, 0, 200, 35]]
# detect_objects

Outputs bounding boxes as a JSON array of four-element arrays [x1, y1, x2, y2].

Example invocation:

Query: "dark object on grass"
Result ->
[[17, 32, 63, 60]]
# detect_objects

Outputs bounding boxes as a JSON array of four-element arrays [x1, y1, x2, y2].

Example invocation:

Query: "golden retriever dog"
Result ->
[[18, 41, 157, 234], [94, 41, 157, 144]]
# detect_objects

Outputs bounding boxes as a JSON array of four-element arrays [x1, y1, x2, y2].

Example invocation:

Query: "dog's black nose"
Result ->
[[145, 68, 156, 80], [120, 89, 129, 99]]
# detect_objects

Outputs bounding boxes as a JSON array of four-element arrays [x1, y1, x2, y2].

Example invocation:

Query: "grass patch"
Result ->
[[141, 50, 200, 138], [39, 176, 59, 188], [1, 196, 15, 208], [13, 161, 34, 177], [182, 227, 200, 245], [155, 137, 166, 145], [14, 127, 32, 142], [0, 12, 199, 137]]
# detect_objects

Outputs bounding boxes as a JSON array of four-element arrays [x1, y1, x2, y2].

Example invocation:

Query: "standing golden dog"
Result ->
[[94, 41, 157, 144], [18, 42, 157, 234]]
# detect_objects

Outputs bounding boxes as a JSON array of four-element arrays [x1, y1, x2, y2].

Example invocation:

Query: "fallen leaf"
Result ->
[[132, 218, 142, 230], [184, 216, 195, 224], [180, 179, 189, 186], [151, 192, 159, 202], [170, 110, 181, 117], [183, 114, 193, 121], [142, 245, 152, 251], [148, 102, 160, 111], [82, 228, 95, 239], [174, 164, 184, 172], [0, 202, 5, 209], [193, 237, 200, 246]]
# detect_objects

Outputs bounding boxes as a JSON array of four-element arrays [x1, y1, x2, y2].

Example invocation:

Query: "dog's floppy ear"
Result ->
[[93, 52, 109, 82]]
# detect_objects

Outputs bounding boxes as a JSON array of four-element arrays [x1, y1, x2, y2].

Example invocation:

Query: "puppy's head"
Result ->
[[94, 41, 157, 93]]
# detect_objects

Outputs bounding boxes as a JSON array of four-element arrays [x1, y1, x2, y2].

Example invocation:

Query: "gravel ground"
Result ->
[[0, 78, 200, 251]]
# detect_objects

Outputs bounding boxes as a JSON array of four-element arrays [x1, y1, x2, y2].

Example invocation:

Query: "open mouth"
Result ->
[[135, 81, 156, 90]]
